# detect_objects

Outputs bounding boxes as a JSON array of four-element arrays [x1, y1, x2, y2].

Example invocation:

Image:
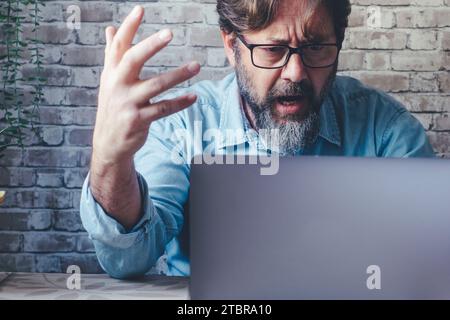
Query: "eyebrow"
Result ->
[[266, 34, 332, 45]]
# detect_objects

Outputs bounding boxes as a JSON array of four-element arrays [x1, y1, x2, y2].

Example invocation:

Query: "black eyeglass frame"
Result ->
[[236, 33, 341, 69]]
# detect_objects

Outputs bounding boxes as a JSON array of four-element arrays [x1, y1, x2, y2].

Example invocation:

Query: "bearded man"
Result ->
[[80, 0, 434, 278]]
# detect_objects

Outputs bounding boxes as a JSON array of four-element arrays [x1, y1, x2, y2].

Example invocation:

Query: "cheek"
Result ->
[[308, 69, 333, 96], [252, 70, 280, 100]]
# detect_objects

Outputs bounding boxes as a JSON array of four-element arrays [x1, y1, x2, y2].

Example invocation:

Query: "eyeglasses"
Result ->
[[236, 34, 340, 69]]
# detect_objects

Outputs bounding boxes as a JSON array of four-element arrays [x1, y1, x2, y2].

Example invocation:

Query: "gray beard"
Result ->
[[256, 107, 321, 155], [234, 47, 336, 155]]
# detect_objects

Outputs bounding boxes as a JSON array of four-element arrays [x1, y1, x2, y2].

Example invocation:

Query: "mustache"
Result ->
[[266, 80, 315, 103]]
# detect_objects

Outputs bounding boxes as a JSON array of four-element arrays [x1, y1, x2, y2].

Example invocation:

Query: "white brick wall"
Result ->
[[0, 0, 449, 273]]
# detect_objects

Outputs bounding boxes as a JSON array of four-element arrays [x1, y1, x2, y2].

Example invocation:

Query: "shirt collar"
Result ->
[[217, 73, 341, 149]]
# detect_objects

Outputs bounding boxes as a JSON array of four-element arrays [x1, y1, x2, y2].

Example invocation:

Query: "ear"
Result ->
[[220, 30, 236, 67]]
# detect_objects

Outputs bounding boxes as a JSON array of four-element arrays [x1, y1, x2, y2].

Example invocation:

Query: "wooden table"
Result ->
[[0, 272, 189, 300]]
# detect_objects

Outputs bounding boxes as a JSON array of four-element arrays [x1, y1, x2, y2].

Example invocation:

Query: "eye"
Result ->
[[263, 46, 286, 54], [308, 45, 325, 51]]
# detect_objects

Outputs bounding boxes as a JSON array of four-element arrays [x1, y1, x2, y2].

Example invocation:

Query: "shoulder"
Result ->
[[331, 75, 413, 131], [332, 75, 406, 115]]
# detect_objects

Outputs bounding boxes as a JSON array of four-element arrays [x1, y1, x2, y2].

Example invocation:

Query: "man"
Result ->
[[80, 0, 434, 279]]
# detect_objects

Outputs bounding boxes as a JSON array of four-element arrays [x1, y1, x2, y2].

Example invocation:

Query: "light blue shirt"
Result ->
[[80, 73, 435, 279]]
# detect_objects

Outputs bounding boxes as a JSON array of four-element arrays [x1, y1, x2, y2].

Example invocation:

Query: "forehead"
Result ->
[[254, 0, 335, 41]]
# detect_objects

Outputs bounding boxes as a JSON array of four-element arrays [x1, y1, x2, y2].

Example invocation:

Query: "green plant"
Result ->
[[0, 0, 45, 160]]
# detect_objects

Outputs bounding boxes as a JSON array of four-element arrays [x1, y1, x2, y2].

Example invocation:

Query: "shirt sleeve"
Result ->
[[79, 115, 190, 279], [380, 109, 435, 158]]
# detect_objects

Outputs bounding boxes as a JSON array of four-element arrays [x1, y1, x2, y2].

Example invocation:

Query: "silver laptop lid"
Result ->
[[189, 156, 450, 299]]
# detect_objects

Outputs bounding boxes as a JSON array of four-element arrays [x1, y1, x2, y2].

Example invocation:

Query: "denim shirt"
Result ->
[[80, 73, 435, 279]]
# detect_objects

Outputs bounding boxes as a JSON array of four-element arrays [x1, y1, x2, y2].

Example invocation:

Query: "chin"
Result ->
[[272, 111, 309, 125]]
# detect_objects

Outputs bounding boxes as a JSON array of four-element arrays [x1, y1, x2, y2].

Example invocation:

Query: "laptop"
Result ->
[[189, 156, 450, 299]]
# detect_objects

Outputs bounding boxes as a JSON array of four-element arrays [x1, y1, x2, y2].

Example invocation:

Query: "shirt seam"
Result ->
[[380, 108, 408, 154]]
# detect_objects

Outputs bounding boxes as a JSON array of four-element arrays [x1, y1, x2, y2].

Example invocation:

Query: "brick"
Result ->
[[77, 234, 95, 253], [393, 94, 450, 112], [0, 149, 23, 167], [203, 3, 219, 25], [119, 4, 203, 24], [407, 30, 439, 50], [24, 233, 77, 253], [23, 24, 74, 44], [3, 168, 35, 187], [411, 113, 433, 131], [74, 25, 104, 46], [438, 72, 450, 92], [24, 149, 79, 167], [72, 108, 97, 126], [338, 51, 365, 71], [70, 67, 101, 88], [64, 168, 89, 189], [41, 46, 63, 64], [143, 4, 204, 24], [15, 189, 73, 209], [442, 31, 450, 50], [78, 148, 93, 167], [35, 2, 64, 23], [42, 126, 65, 146], [71, 190, 83, 211], [21, 65, 72, 86], [20, 127, 45, 147], [0, 167, 10, 186], [0, 211, 52, 231], [36, 168, 65, 187], [189, 26, 223, 47], [0, 233, 23, 252], [42, 87, 66, 105], [65, 88, 98, 106], [352, 0, 411, 4], [54, 211, 85, 232], [434, 113, 450, 131], [364, 52, 391, 70], [61, 46, 105, 66], [28, 211, 53, 230], [347, 30, 407, 50], [411, 0, 444, 5], [353, 71, 410, 92], [66, 128, 94, 146], [396, 8, 450, 28], [75, 3, 114, 22], [0, 254, 34, 272], [35, 255, 61, 273], [391, 51, 443, 71], [0, 212, 28, 231], [409, 73, 439, 92], [207, 48, 228, 67], [348, 6, 366, 27], [21, 45, 62, 64], [427, 132, 450, 153], [38, 107, 97, 126]]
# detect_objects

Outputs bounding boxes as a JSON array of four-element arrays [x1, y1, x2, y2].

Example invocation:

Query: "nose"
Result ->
[[280, 52, 308, 83]]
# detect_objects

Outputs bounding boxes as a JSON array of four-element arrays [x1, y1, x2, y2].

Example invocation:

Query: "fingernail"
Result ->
[[158, 29, 172, 41], [188, 94, 197, 100], [187, 61, 200, 74], [132, 5, 142, 17]]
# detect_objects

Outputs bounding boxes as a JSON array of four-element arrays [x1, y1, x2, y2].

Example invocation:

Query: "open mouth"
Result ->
[[277, 95, 305, 106], [274, 95, 309, 118]]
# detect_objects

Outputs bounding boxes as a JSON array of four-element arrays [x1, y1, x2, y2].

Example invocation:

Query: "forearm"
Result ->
[[89, 152, 142, 230]]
